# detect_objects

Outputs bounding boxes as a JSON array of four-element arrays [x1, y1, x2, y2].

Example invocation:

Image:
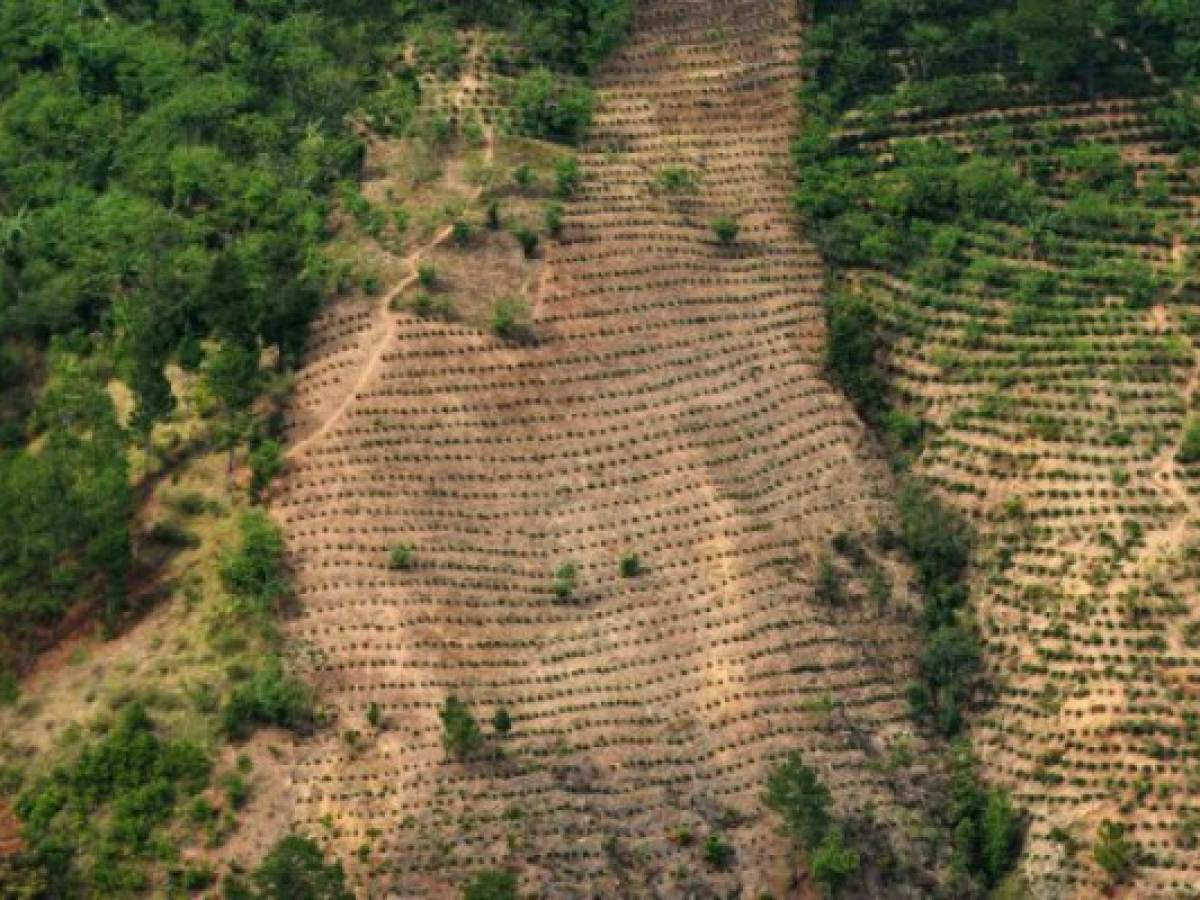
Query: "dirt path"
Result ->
[[286, 129, 496, 463]]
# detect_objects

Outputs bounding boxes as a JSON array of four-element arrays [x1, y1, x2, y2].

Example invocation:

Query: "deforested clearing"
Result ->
[[275, 1, 947, 895]]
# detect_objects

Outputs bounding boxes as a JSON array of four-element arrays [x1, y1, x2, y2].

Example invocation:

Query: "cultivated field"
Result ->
[[838, 96, 1200, 896], [275, 0, 947, 895]]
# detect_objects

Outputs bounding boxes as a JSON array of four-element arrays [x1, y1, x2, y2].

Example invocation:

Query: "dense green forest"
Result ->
[[0, 0, 630, 684]]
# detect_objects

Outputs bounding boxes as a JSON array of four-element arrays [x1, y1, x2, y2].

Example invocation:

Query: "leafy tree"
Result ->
[[554, 155, 582, 198], [223, 657, 316, 740], [701, 832, 734, 869], [711, 215, 739, 246], [1179, 414, 1200, 463], [221, 510, 292, 618], [242, 834, 352, 900], [763, 753, 832, 850], [250, 439, 283, 497], [492, 707, 512, 737], [440, 695, 483, 759], [463, 869, 517, 900], [982, 788, 1021, 883], [810, 827, 860, 897], [1094, 820, 1136, 884]]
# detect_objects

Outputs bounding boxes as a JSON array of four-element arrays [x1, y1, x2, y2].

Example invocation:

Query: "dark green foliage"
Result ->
[[711, 215, 739, 246], [463, 868, 517, 900], [249, 439, 283, 497], [512, 68, 594, 143], [553, 559, 578, 598], [544, 202, 564, 238], [619, 553, 641, 577], [389, 543, 414, 570], [813, 554, 845, 606], [14, 703, 211, 896], [701, 832, 733, 869], [513, 225, 540, 258], [222, 656, 316, 740], [764, 753, 832, 851], [440, 695, 483, 759], [225, 834, 352, 900], [810, 828, 860, 897], [221, 509, 292, 619], [929, 743, 1023, 890], [763, 754, 860, 896], [492, 707, 512, 736], [554, 156, 582, 198], [0, 367, 132, 666], [824, 290, 885, 423], [491, 298, 533, 344], [1179, 415, 1200, 464], [1094, 820, 1136, 884]]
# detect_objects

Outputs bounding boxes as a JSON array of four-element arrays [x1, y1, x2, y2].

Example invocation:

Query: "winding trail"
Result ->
[[285, 128, 496, 462]]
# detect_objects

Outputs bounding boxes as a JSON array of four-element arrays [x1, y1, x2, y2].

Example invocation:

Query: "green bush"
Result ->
[[554, 156, 582, 198], [222, 657, 316, 740], [463, 869, 517, 900], [389, 544, 414, 570], [513, 225, 539, 258], [512, 68, 594, 143], [491, 298, 534, 343], [553, 560, 577, 598], [1179, 415, 1200, 464], [711, 215, 739, 246], [221, 510, 292, 618], [440, 695, 483, 759], [619, 553, 641, 577]]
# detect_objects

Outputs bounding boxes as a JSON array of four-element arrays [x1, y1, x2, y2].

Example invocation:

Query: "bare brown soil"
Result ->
[[275, 1, 947, 896]]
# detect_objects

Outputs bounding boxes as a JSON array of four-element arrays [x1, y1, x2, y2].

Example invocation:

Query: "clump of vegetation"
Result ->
[[554, 156, 583, 198], [763, 754, 859, 896], [512, 68, 595, 144], [14, 703, 211, 895], [463, 868, 518, 900], [1094, 820, 1136, 885], [222, 656, 317, 740], [711, 215, 739, 246], [221, 510, 293, 622], [491, 298, 534, 344], [389, 543, 415, 570], [513, 225, 540, 258], [224, 833, 352, 900], [553, 560, 578, 598], [492, 707, 512, 737], [1179, 414, 1200, 464], [544, 202, 564, 238], [619, 553, 642, 577], [440, 695, 483, 760], [701, 832, 733, 870], [654, 166, 700, 194]]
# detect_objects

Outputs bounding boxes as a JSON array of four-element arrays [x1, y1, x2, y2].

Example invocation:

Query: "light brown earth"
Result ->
[[274, 1, 949, 896]]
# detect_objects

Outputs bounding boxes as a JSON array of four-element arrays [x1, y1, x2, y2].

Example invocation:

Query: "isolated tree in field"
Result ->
[[1094, 820, 1135, 885], [440, 695, 483, 759], [810, 827, 860, 897], [619, 553, 641, 577], [241, 834, 353, 900], [553, 560, 578, 598], [712, 215, 739, 246], [492, 707, 512, 737]]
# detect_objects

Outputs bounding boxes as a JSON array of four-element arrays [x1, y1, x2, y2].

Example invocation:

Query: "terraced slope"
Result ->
[[837, 97, 1200, 897], [276, 1, 943, 894]]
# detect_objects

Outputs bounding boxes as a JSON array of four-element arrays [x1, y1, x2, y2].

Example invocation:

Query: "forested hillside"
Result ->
[[800, 0, 1200, 895], [0, 1, 630, 896], [0, 0, 628, 684]]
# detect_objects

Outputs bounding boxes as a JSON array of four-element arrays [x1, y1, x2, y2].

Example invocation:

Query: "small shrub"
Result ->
[[544, 202, 564, 238], [492, 707, 512, 737], [513, 225, 539, 258], [813, 554, 844, 606], [491, 298, 533, 343], [701, 832, 733, 869], [389, 544, 414, 570], [554, 156, 581, 198], [249, 440, 283, 497], [1094, 820, 1135, 884], [512, 164, 535, 191], [654, 166, 699, 194], [486, 200, 501, 230], [417, 262, 437, 289], [440, 695, 483, 759], [451, 218, 472, 247], [367, 701, 382, 729], [1179, 414, 1200, 464], [553, 560, 577, 598], [463, 869, 517, 900], [619, 553, 641, 577], [712, 215, 739, 246]]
